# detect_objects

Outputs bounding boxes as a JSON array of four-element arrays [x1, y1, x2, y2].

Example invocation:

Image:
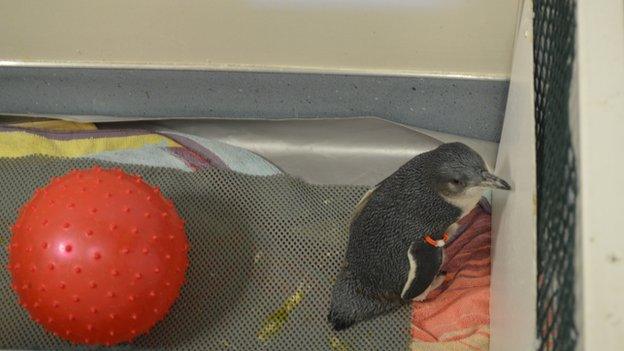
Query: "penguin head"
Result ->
[[429, 142, 511, 198]]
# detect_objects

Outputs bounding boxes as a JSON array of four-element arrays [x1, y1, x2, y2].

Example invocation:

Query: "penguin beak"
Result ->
[[480, 171, 511, 190]]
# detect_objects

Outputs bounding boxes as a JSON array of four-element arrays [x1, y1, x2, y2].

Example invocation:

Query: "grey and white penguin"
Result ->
[[328, 142, 511, 331]]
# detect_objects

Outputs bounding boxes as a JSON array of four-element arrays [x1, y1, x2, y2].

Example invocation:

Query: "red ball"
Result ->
[[8, 166, 189, 346]]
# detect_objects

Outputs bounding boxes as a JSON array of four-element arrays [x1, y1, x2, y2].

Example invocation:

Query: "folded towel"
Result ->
[[0, 121, 280, 177], [410, 201, 491, 350]]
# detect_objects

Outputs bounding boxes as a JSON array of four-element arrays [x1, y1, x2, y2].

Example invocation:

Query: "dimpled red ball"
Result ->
[[7, 166, 189, 345]]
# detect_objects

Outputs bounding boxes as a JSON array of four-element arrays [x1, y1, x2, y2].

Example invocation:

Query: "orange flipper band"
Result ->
[[424, 233, 449, 248]]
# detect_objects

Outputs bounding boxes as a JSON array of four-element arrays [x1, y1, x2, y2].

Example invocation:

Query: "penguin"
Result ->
[[328, 142, 511, 331]]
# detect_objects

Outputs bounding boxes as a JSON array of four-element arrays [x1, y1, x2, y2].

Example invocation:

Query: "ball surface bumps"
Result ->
[[8, 166, 189, 345]]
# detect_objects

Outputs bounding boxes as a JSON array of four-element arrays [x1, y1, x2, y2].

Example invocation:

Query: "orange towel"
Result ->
[[410, 202, 491, 351]]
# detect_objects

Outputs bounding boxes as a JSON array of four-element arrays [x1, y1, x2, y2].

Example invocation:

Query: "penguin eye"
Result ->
[[451, 179, 465, 187]]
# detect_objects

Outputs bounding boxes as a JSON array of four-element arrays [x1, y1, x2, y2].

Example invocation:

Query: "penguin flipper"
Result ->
[[411, 273, 446, 302], [350, 186, 377, 225], [328, 267, 401, 331], [400, 242, 444, 301]]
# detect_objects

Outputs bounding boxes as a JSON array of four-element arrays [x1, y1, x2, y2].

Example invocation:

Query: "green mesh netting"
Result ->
[[533, 1, 578, 350]]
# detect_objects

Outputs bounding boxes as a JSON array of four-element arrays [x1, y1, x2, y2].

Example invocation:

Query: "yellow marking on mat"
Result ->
[[0, 131, 180, 158], [257, 287, 305, 342], [329, 336, 351, 351], [10, 120, 98, 131]]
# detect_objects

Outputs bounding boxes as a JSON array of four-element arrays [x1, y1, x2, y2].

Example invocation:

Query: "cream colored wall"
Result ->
[[0, 0, 519, 78], [575, 0, 624, 349]]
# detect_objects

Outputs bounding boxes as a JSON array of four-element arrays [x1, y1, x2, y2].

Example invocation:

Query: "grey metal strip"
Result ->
[[0, 67, 508, 141]]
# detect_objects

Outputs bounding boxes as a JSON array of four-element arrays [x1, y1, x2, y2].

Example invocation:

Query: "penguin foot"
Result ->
[[432, 272, 447, 289]]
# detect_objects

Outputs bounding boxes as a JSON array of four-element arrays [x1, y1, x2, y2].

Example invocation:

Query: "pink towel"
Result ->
[[410, 202, 491, 351]]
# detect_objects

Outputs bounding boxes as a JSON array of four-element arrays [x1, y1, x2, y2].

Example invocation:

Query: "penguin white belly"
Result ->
[[443, 186, 485, 239], [443, 186, 484, 217]]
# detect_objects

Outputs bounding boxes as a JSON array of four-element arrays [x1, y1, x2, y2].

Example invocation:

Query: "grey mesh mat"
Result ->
[[0, 156, 411, 350]]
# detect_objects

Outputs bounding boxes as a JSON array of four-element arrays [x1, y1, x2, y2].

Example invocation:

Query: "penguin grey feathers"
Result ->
[[328, 142, 510, 331]]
